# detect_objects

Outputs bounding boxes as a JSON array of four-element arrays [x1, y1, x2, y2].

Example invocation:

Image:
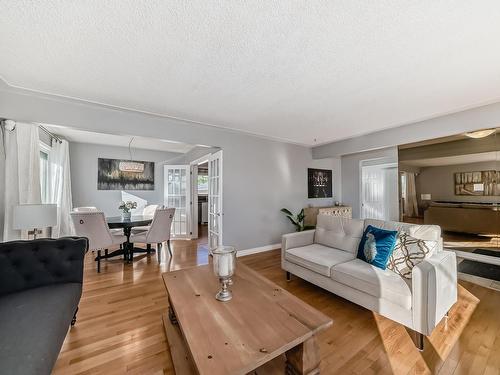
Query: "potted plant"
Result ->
[[119, 201, 137, 220], [280, 208, 315, 232]]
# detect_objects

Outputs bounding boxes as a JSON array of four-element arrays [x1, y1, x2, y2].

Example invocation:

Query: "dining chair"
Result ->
[[130, 207, 175, 262], [70, 211, 127, 272], [131, 204, 162, 234], [74, 206, 123, 236], [131, 205, 163, 252]]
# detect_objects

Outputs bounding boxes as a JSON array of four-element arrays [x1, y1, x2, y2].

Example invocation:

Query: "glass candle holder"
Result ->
[[212, 246, 236, 302]]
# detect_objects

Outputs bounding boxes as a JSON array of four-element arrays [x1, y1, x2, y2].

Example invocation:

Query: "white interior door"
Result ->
[[208, 151, 223, 250], [361, 164, 398, 221], [361, 166, 385, 220], [164, 165, 191, 239]]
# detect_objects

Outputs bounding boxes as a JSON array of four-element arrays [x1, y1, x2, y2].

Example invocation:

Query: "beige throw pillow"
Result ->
[[387, 232, 437, 279]]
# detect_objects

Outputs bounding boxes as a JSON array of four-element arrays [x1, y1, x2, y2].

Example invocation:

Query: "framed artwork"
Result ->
[[98, 158, 155, 190], [308, 168, 333, 198], [454, 170, 500, 196]]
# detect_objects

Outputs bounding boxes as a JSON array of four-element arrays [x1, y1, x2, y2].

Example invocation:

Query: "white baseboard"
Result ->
[[237, 243, 281, 257]]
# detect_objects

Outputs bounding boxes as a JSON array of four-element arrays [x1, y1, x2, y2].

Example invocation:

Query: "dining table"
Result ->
[[104, 215, 154, 262]]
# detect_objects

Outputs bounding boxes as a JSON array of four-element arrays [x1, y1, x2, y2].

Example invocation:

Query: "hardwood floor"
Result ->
[[53, 241, 500, 374]]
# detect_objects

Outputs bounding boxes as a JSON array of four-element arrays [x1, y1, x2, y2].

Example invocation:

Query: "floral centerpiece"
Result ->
[[119, 201, 137, 220]]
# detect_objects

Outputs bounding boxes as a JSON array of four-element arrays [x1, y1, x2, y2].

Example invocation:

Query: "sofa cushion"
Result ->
[[314, 215, 364, 254], [285, 244, 355, 276], [0, 283, 82, 375], [364, 219, 441, 242], [331, 259, 412, 309]]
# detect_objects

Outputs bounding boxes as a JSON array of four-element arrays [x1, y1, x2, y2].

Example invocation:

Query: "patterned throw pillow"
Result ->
[[357, 225, 398, 270], [387, 232, 437, 279]]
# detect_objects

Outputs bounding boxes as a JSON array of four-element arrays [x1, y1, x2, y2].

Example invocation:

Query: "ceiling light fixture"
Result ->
[[464, 129, 496, 139], [119, 137, 145, 173]]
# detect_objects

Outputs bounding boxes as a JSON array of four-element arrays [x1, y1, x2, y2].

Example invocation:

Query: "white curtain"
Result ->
[[404, 172, 419, 217], [49, 139, 74, 237], [1, 122, 42, 241]]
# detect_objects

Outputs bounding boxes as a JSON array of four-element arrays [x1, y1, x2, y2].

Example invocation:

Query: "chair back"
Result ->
[[70, 211, 115, 250], [143, 204, 160, 217], [145, 208, 175, 243], [74, 206, 98, 212]]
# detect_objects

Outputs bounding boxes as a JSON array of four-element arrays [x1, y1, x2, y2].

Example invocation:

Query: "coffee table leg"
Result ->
[[285, 335, 320, 375]]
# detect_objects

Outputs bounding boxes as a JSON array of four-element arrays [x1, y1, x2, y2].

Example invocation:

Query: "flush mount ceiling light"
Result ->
[[119, 137, 144, 173], [464, 129, 496, 139]]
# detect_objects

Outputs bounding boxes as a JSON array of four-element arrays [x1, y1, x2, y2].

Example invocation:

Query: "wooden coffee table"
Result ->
[[161, 263, 332, 375]]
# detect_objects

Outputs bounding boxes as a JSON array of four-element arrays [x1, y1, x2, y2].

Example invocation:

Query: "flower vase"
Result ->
[[121, 211, 131, 220]]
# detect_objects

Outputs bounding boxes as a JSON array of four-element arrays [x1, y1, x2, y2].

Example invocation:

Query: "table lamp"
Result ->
[[13, 204, 57, 239]]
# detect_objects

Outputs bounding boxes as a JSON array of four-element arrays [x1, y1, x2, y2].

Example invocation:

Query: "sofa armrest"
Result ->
[[411, 250, 457, 335], [281, 230, 315, 261], [0, 237, 88, 296]]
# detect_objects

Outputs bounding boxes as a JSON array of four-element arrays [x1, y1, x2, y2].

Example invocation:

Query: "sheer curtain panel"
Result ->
[[1, 122, 42, 241], [50, 139, 74, 237]]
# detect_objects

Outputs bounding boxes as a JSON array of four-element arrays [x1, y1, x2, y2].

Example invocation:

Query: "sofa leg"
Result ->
[[71, 307, 79, 327], [416, 332, 424, 351], [157, 243, 162, 263], [147, 243, 151, 254], [286, 271, 291, 282]]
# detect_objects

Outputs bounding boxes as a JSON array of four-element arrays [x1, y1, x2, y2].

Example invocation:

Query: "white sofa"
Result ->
[[281, 215, 457, 350]]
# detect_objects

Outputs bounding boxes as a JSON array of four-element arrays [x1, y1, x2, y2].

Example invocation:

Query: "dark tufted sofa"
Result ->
[[0, 237, 88, 375]]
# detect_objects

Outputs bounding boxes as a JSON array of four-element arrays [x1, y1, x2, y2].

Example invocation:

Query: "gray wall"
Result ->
[[69, 142, 180, 216], [0, 82, 340, 250], [416, 161, 500, 206], [341, 147, 398, 218]]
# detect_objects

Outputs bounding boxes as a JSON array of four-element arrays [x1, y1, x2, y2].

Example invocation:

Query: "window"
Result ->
[[39, 143, 51, 203], [197, 174, 208, 194]]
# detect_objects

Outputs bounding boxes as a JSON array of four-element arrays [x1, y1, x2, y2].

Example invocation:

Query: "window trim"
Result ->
[[39, 141, 52, 203]]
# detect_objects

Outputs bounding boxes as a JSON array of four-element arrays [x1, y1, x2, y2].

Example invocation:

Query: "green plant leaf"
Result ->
[[280, 208, 293, 216]]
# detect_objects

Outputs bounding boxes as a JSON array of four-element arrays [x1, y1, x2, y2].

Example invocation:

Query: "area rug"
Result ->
[[457, 249, 500, 282]]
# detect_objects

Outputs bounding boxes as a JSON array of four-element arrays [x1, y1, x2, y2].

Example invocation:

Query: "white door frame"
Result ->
[[189, 154, 211, 239], [208, 150, 223, 250]]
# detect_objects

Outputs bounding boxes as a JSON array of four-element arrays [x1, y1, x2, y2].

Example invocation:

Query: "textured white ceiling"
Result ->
[[43, 124, 195, 154], [1, 1, 500, 146]]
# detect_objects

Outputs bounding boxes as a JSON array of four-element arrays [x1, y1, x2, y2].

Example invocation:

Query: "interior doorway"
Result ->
[[360, 162, 399, 221], [164, 150, 223, 251]]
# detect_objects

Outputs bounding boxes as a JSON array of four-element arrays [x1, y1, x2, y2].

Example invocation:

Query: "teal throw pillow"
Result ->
[[357, 225, 398, 270]]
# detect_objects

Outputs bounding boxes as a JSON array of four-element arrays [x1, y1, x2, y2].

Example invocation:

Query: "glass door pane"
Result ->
[[164, 165, 191, 238]]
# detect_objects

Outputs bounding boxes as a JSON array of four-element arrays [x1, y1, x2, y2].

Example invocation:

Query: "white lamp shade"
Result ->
[[13, 204, 57, 230]]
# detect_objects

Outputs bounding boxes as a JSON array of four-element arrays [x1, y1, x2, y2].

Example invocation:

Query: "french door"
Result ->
[[208, 151, 223, 250], [164, 165, 191, 239]]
